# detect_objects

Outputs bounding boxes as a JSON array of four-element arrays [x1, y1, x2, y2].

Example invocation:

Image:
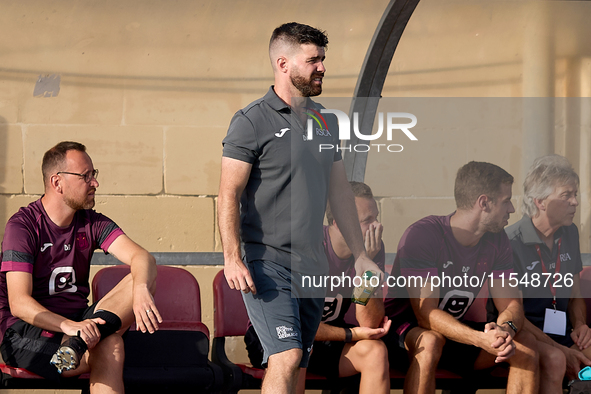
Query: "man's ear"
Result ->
[[276, 56, 288, 73], [49, 174, 62, 194], [333, 219, 340, 231], [476, 194, 491, 211], [534, 197, 546, 212]]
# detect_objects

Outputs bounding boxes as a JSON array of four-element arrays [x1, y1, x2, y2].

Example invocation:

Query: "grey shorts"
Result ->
[[242, 260, 325, 368]]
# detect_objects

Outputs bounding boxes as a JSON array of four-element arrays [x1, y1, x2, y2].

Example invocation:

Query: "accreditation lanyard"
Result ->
[[534, 238, 562, 310]]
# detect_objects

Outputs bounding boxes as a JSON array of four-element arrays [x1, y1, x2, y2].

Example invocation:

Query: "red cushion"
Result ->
[[92, 265, 203, 332], [213, 270, 250, 338], [0, 363, 90, 380], [237, 363, 265, 380]]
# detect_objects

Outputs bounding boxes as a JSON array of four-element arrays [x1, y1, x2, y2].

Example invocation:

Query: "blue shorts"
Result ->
[[243, 260, 325, 368]]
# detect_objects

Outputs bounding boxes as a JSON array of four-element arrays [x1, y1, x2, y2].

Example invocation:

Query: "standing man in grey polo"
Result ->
[[218, 22, 382, 394]]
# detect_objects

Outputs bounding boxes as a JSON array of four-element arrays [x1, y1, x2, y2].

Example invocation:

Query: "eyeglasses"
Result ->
[[57, 169, 99, 183]]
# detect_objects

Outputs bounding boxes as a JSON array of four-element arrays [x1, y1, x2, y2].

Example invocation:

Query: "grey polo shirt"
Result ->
[[222, 86, 341, 275], [506, 215, 582, 332]]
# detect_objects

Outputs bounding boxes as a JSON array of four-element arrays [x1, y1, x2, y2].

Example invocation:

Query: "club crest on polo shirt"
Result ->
[[76, 232, 90, 250], [276, 325, 298, 339]]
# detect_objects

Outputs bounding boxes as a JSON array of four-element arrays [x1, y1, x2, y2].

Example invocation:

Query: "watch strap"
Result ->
[[344, 327, 353, 343], [503, 320, 518, 333]]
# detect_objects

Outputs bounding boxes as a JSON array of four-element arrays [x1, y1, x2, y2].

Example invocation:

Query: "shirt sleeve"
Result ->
[[222, 111, 260, 164], [490, 232, 514, 279], [1, 218, 37, 274], [89, 211, 124, 252], [397, 220, 440, 278], [571, 225, 583, 275]]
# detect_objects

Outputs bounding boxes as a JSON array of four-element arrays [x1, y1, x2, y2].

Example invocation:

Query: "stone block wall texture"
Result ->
[[2, 0, 591, 255]]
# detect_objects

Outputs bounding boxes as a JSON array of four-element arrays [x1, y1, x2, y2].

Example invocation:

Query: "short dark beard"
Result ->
[[291, 74, 322, 97], [483, 218, 504, 234], [485, 223, 504, 233], [64, 196, 95, 211]]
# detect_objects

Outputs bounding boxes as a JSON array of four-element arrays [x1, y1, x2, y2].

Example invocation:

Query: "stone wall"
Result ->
[[2, 0, 591, 255]]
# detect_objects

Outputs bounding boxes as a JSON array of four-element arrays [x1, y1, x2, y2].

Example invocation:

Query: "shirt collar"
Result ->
[[264, 86, 290, 112], [263, 86, 320, 112], [516, 215, 563, 245]]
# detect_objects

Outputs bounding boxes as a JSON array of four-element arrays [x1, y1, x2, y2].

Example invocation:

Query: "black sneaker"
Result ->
[[50, 332, 88, 374]]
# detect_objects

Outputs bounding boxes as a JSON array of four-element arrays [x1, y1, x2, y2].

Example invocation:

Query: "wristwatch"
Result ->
[[344, 327, 353, 343], [503, 320, 518, 333]]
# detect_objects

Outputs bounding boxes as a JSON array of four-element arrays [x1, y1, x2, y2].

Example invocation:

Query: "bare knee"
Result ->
[[352, 339, 389, 371], [89, 332, 125, 370], [539, 343, 566, 381], [410, 329, 446, 365], [267, 348, 303, 373], [511, 330, 539, 366]]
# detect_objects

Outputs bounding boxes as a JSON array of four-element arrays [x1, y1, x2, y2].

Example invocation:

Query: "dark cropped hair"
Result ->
[[326, 181, 374, 225], [42, 141, 87, 185], [269, 22, 328, 51], [454, 161, 513, 209]]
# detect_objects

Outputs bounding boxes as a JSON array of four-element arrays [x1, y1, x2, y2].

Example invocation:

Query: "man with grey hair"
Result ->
[[502, 154, 591, 380]]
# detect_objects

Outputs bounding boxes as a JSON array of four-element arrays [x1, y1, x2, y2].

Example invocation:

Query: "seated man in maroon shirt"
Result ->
[[385, 161, 565, 394], [0, 141, 162, 393]]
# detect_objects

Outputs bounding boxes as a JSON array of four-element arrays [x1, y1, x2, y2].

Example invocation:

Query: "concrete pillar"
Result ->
[[522, 0, 554, 177], [579, 59, 591, 252]]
